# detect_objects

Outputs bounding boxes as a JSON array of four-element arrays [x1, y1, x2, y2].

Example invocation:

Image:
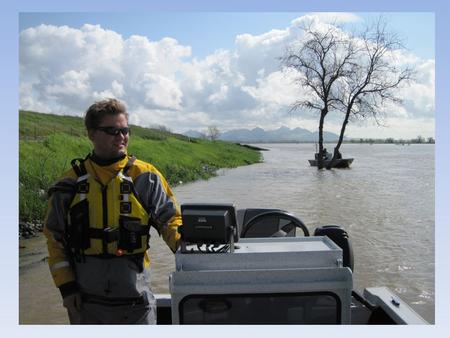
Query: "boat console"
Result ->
[[170, 203, 353, 324]]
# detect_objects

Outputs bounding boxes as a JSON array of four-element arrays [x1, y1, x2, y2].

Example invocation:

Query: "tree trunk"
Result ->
[[317, 111, 326, 169], [326, 111, 350, 169]]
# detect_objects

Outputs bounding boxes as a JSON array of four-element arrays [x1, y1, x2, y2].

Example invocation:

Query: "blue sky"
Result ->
[[19, 12, 434, 60]]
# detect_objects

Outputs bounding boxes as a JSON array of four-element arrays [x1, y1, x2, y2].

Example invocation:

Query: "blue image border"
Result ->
[[4, 0, 447, 337]]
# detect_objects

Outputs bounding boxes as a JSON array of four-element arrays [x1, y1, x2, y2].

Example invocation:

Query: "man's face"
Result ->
[[88, 113, 129, 159]]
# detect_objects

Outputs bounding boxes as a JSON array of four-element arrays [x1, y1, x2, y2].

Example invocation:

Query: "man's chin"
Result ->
[[111, 149, 127, 158], [117, 145, 127, 152]]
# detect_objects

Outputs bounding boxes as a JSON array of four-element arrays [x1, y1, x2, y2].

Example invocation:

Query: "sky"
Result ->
[[19, 12, 435, 139]]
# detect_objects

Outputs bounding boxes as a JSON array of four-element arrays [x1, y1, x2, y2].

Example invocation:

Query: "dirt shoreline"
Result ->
[[19, 234, 69, 324]]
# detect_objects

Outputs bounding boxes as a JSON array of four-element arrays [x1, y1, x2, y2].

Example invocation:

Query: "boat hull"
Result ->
[[308, 158, 354, 168], [155, 288, 428, 324]]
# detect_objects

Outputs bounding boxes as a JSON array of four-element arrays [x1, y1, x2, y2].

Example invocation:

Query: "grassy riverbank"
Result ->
[[19, 110, 262, 223]]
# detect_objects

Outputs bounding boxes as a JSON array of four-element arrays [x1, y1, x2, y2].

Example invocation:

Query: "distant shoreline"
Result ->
[[234, 141, 435, 145], [236, 143, 269, 151]]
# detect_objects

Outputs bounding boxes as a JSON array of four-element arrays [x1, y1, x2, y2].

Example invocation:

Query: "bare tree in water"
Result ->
[[282, 23, 358, 169], [282, 17, 413, 169]]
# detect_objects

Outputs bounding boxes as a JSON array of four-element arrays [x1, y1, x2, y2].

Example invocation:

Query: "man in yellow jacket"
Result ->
[[44, 98, 182, 324]]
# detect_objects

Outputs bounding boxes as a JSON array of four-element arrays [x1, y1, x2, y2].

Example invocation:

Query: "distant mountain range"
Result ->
[[184, 126, 341, 143]]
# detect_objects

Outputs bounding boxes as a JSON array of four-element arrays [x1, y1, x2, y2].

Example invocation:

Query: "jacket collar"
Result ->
[[90, 152, 127, 166]]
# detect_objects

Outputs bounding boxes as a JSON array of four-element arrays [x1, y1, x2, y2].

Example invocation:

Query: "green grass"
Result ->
[[19, 110, 191, 141], [19, 110, 262, 222]]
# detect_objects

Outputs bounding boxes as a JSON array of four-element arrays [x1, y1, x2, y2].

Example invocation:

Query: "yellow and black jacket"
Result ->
[[44, 154, 181, 298]]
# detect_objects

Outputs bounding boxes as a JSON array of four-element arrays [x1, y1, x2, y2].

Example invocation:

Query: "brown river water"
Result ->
[[19, 143, 435, 324]]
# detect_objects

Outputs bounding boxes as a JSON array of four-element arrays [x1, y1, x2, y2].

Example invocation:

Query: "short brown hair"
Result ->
[[84, 98, 128, 130]]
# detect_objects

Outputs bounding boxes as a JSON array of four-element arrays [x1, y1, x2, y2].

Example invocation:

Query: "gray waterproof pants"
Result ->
[[67, 290, 156, 324], [68, 255, 157, 324]]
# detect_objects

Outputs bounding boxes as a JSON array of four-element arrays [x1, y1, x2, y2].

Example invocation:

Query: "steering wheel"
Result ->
[[241, 210, 310, 238]]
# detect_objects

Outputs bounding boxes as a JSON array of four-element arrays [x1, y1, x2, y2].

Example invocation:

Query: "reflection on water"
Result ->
[[19, 143, 435, 323]]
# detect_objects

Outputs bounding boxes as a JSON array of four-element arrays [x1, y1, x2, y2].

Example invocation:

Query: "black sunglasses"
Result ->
[[96, 126, 130, 136]]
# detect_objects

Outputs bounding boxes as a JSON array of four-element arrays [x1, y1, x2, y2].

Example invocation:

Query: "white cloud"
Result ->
[[19, 14, 434, 138], [304, 12, 362, 24], [45, 70, 90, 97], [111, 80, 125, 98], [242, 69, 298, 106], [236, 29, 290, 48], [208, 84, 229, 104]]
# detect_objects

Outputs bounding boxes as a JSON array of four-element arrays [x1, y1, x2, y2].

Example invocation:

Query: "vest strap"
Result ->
[[88, 227, 120, 243], [87, 226, 150, 241], [71, 155, 89, 177], [123, 155, 137, 176]]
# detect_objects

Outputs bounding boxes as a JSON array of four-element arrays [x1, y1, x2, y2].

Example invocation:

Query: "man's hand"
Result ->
[[63, 292, 82, 311]]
